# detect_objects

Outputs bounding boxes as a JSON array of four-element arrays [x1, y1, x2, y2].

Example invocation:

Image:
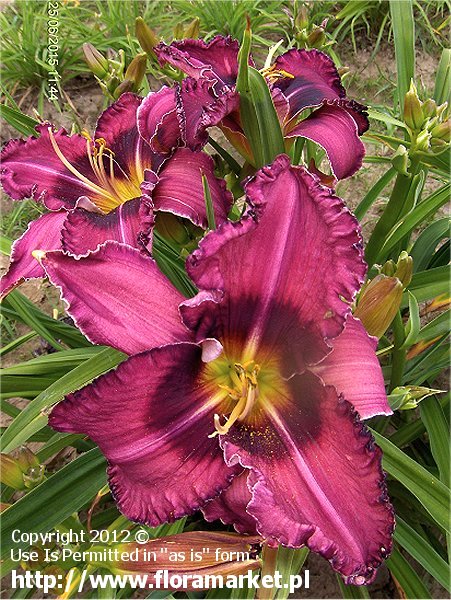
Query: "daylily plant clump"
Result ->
[[1, 34, 395, 586]]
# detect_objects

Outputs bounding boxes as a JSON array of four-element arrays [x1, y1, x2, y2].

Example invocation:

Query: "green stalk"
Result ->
[[364, 156, 421, 268], [389, 312, 407, 392]]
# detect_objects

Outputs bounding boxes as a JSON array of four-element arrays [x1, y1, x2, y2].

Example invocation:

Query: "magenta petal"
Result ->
[[155, 36, 240, 90], [49, 343, 238, 525], [202, 470, 257, 535], [1, 125, 100, 210], [94, 92, 154, 178], [177, 78, 238, 151], [0, 211, 67, 299], [221, 371, 394, 584], [61, 197, 149, 255], [271, 48, 345, 118], [312, 315, 392, 419], [137, 86, 180, 154], [151, 148, 232, 228], [37, 241, 191, 354], [186, 155, 366, 371], [287, 100, 367, 180]]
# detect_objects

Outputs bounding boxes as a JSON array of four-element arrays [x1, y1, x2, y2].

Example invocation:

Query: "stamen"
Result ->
[[209, 361, 260, 437], [47, 127, 116, 202], [261, 66, 295, 84]]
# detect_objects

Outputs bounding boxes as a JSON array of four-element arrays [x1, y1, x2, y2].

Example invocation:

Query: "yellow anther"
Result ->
[[210, 361, 260, 437], [261, 66, 295, 83]]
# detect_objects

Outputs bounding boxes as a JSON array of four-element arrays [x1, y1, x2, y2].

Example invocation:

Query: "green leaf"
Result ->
[[354, 167, 397, 221], [410, 218, 450, 273], [207, 136, 241, 175], [2, 290, 91, 348], [1, 449, 106, 560], [275, 547, 309, 599], [37, 433, 84, 462], [152, 232, 197, 298], [419, 395, 450, 485], [202, 173, 216, 230], [1, 347, 103, 376], [416, 309, 450, 343], [337, 578, 370, 599], [0, 331, 38, 357], [394, 517, 450, 591], [378, 184, 450, 259], [1, 347, 125, 452], [372, 430, 450, 532], [0, 104, 39, 137], [402, 265, 450, 306], [236, 24, 284, 168], [386, 547, 431, 599], [400, 292, 420, 349], [0, 235, 12, 256], [4, 291, 64, 351], [367, 109, 406, 130], [390, 394, 449, 447], [434, 48, 451, 106], [389, 0, 415, 111]]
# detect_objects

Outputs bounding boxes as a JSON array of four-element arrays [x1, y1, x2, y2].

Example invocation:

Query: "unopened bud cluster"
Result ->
[[82, 43, 147, 99], [0, 447, 45, 490], [293, 7, 332, 51], [135, 17, 198, 82], [355, 252, 413, 338], [388, 385, 443, 411], [404, 81, 450, 155]]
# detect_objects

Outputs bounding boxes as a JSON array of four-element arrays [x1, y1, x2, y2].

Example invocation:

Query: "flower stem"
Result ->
[[389, 311, 406, 392], [365, 156, 421, 268], [257, 543, 279, 600]]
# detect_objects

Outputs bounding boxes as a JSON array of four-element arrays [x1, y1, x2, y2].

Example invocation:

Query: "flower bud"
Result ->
[[404, 81, 424, 131], [156, 212, 202, 248], [307, 27, 326, 49], [295, 6, 309, 31], [436, 102, 448, 118], [354, 274, 403, 338], [430, 138, 448, 150], [380, 259, 396, 277], [135, 18, 159, 58], [89, 532, 262, 589], [113, 79, 134, 99], [395, 251, 413, 287], [430, 119, 451, 142], [388, 386, 443, 410], [21, 546, 46, 570], [16, 446, 39, 472], [124, 53, 148, 89], [415, 129, 431, 151], [391, 144, 409, 175], [43, 566, 67, 593], [0, 454, 26, 490], [184, 17, 200, 39], [23, 464, 46, 489], [173, 22, 185, 40], [82, 43, 109, 78], [421, 98, 437, 119]]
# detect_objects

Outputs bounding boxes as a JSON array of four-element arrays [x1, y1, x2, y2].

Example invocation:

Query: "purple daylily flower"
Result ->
[[0, 93, 232, 298], [38, 154, 393, 584], [153, 36, 369, 180]]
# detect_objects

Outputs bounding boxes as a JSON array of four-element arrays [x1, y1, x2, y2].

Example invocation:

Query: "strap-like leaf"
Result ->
[[372, 430, 450, 532]]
